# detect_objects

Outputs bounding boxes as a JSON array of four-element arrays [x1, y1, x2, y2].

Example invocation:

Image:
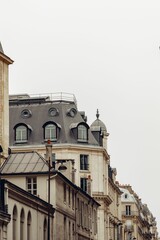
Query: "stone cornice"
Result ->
[[0, 52, 13, 65], [108, 178, 122, 194], [92, 193, 112, 205], [11, 143, 109, 158]]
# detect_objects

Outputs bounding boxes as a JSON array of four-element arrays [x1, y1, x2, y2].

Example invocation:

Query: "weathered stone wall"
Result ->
[[0, 58, 9, 158]]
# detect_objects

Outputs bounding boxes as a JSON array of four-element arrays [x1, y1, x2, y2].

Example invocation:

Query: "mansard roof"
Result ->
[[9, 93, 100, 146]]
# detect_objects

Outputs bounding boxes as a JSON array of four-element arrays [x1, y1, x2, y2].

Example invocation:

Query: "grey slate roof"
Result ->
[[9, 94, 100, 146], [90, 109, 107, 134], [0, 152, 48, 174]]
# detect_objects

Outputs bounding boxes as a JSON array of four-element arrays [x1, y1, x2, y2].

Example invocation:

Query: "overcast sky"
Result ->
[[1, 0, 160, 232]]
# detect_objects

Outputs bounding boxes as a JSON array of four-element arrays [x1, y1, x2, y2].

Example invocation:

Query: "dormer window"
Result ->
[[70, 122, 89, 143], [78, 124, 88, 142], [14, 124, 32, 143], [16, 125, 27, 142], [44, 123, 56, 141], [43, 121, 61, 142]]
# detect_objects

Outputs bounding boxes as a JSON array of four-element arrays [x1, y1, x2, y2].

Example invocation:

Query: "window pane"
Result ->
[[26, 177, 37, 195], [78, 125, 87, 141], [80, 155, 89, 170], [80, 178, 87, 192], [16, 126, 27, 142], [45, 124, 56, 141]]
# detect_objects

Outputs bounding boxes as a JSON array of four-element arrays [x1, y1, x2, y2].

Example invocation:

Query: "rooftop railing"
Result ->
[[9, 92, 77, 106]]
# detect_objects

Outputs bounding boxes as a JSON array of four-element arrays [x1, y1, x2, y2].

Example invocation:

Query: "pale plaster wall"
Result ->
[[7, 198, 48, 240], [0, 60, 9, 158]]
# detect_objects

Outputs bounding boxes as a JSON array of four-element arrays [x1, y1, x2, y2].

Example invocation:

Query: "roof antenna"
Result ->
[[96, 109, 99, 119]]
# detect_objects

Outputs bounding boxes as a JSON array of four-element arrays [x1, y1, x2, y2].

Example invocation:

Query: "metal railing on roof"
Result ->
[[9, 92, 77, 106]]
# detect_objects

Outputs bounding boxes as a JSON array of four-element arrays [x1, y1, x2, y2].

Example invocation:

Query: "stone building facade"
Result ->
[[0, 178, 54, 240], [119, 184, 158, 240], [8, 93, 122, 240], [0, 151, 100, 240], [0, 43, 13, 160]]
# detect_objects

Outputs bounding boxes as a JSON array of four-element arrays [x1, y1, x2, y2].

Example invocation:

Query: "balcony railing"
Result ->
[[122, 211, 139, 217], [9, 92, 77, 106]]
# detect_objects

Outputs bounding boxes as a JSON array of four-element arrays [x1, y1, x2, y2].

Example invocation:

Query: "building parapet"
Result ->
[[9, 92, 77, 106]]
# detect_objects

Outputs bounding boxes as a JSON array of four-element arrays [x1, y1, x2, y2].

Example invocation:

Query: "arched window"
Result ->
[[78, 124, 88, 142], [43, 218, 47, 240], [27, 211, 31, 240], [44, 123, 57, 141], [14, 124, 32, 143], [16, 125, 27, 142], [13, 205, 18, 240], [20, 208, 25, 240]]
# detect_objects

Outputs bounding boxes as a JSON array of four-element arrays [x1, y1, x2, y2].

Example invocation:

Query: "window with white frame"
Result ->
[[26, 177, 37, 195], [78, 124, 88, 142], [44, 123, 57, 141], [15, 125, 28, 142]]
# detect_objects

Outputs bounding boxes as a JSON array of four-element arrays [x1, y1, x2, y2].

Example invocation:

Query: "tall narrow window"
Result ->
[[80, 178, 87, 192], [77, 198, 80, 226], [44, 124, 56, 141], [43, 218, 47, 240], [78, 124, 88, 142], [72, 190, 75, 210], [15, 125, 27, 142], [26, 177, 37, 195], [88, 206, 92, 230], [80, 154, 89, 170], [126, 205, 131, 216], [72, 223, 75, 238], [68, 186, 71, 206], [64, 217, 67, 240], [69, 221, 71, 240], [20, 209, 25, 240], [13, 206, 18, 240], [93, 209, 97, 234], [27, 211, 31, 240], [64, 183, 67, 203]]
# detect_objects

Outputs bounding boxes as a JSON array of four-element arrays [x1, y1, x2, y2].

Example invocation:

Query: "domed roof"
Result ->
[[90, 109, 108, 135]]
